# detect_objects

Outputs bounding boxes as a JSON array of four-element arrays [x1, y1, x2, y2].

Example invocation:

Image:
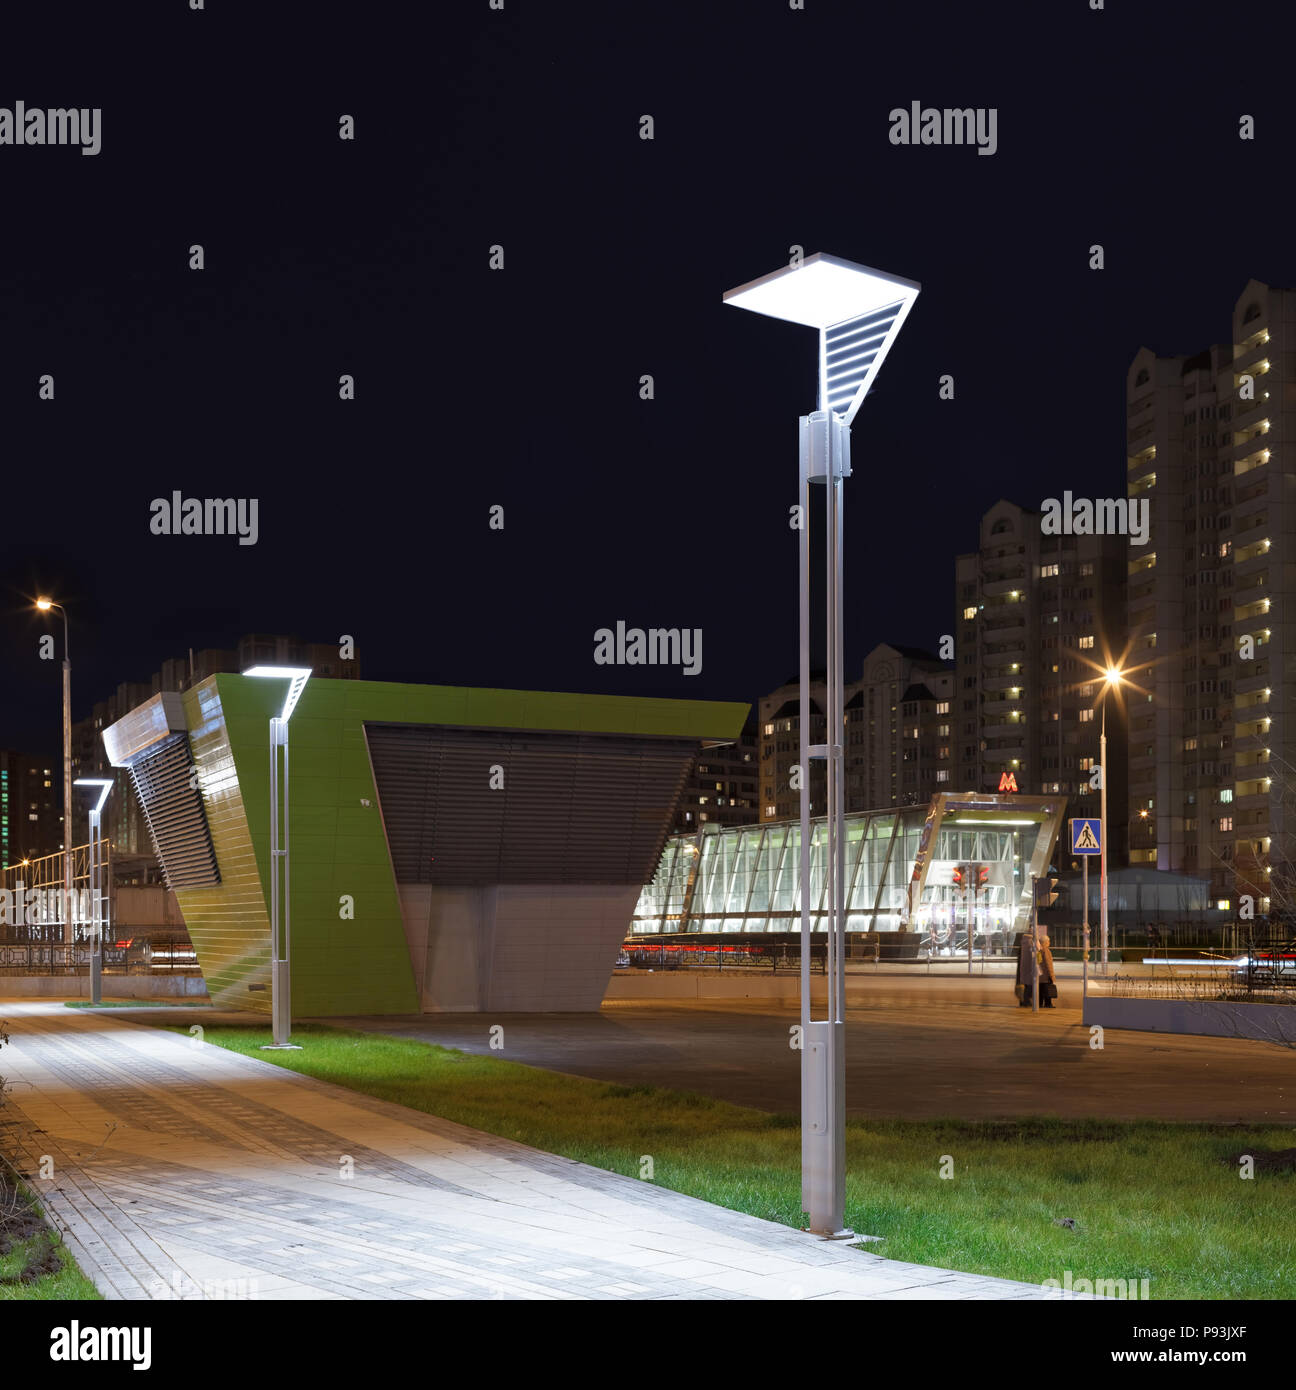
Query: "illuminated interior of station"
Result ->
[[632, 792, 1066, 947]]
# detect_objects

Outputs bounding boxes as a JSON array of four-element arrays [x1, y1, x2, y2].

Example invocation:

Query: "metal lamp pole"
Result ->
[[37, 600, 72, 963], [724, 253, 920, 1239], [76, 779, 112, 1005], [244, 667, 311, 1049], [1099, 696, 1108, 977]]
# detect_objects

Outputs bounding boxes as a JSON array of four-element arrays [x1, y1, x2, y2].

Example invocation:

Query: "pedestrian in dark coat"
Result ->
[[1014, 928, 1038, 1007], [1037, 929, 1058, 1008]]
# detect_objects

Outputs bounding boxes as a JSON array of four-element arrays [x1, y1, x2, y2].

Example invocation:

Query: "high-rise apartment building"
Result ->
[[674, 713, 759, 832], [758, 645, 954, 821], [955, 501, 1126, 835], [759, 674, 827, 821], [852, 644, 953, 808], [1126, 279, 1296, 905], [0, 749, 61, 868]]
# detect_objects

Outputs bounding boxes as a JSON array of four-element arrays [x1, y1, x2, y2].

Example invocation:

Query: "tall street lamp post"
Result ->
[[1100, 665, 1124, 976], [75, 778, 112, 1005], [36, 598, 73, 962], [724, 253, 920, 1237], [243, 666, 312, 1048]]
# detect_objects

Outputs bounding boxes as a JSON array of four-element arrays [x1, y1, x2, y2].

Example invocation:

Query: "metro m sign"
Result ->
[[998, 771, 1018, 794]]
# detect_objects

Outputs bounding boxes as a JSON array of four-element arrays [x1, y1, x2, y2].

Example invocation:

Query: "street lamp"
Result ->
[[243, 665, 311, 1048], [1100, 665, 1124, 976], [35, 598, 73, 964], [74, 778, 112, 1005], [724, 252, 919, 1237]]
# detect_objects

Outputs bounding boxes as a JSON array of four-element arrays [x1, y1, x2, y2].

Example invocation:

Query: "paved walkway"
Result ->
[[0, 1001, 1064, 1301]]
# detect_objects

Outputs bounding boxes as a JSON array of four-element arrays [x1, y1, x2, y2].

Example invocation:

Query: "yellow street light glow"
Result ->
[[35, 598, 52, 610], [1104, 666, 1123, 685]]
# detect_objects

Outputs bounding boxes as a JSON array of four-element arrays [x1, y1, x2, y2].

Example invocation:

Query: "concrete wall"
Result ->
[[400, 883, 638, 1011], [0, 976, 209, 999], [1084, 994, 1296, 1044]]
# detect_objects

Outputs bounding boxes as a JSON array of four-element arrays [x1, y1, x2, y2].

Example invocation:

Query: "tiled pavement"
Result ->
[[0, 1001, 1073, 1300]]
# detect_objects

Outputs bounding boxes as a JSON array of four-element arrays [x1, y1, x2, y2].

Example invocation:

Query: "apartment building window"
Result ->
[[1040, 565, 1059, 578], [1219, 816, 1233, 832], [1080, 562, 1094, 576], [1079, 709, 1094, 723], [936, 702, 949, 714], [962, 606, 977, 620], [1078, 636, 1094, 649]]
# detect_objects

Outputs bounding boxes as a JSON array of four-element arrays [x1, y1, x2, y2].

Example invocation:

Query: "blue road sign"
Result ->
[[1070, 817, 1101, 854]]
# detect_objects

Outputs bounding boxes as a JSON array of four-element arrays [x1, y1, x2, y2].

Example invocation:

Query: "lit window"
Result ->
[[1078, 636, 1095, 649], [963, 606, 977, 620], [1219, 816, 1233, 832], [1079, 709, 1094, 723]]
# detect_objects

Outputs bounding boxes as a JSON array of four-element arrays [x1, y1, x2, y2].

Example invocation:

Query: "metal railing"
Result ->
[[0, 937, 199, 977]]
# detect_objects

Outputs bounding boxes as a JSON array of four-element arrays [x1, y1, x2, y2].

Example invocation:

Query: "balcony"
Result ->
[[1232, 512, 1268, 548], [983, 719, 1027, 738], [983, 575, 1026, 596]]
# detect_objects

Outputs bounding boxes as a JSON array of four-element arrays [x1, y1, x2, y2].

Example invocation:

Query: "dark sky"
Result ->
[[1, 0, 1290, 751]]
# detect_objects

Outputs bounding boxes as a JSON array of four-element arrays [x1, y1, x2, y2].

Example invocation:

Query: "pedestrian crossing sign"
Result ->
[[1070, 818, 1101, 854]]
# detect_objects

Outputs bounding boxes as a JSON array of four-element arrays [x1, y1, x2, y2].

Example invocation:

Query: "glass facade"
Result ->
[[633, 793, 1066, 945]]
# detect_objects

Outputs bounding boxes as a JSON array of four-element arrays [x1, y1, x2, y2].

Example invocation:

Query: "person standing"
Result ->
[[1037, 927, 1058, 1008], [1014, 927, 1038, 1007]]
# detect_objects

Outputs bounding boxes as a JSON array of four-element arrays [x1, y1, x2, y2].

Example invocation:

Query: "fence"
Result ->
[[0, 937, 199, 977], [620, 943, 827, 974], [1101, 934, 1296, 1004]]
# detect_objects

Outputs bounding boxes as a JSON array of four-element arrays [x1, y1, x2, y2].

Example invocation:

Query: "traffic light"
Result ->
[[1036, 865, 1060, 910], [951, 865, 964, 892]]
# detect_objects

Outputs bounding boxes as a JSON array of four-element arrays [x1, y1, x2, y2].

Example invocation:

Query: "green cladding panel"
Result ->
[[185, 675, 747, 1016]]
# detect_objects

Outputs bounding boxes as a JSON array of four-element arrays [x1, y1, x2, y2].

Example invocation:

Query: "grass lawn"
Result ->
[[65, 1000, 211, 1009], [0, 1173, 101, 1301], [177, 1022, 1293, 1299]]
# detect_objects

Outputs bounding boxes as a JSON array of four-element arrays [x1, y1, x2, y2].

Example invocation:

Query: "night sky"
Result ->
[[2, 0, 1290, 752]]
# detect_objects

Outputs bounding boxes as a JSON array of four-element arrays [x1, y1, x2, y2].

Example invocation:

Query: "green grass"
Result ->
[[177, 1022, 1294, 1299], [65, 999, 211, 1009], [0, 1177, 101, 1301]]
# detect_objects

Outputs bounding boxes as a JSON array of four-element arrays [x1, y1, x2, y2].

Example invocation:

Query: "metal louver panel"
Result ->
[[126, 732, 221, 888], [364, 723, 698, 886], [823, 300, 903, 420]]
